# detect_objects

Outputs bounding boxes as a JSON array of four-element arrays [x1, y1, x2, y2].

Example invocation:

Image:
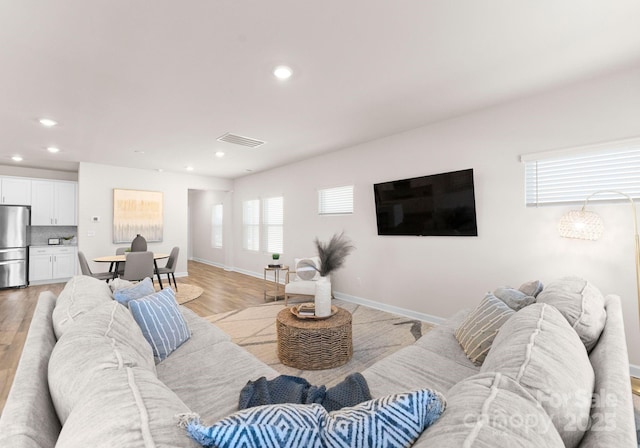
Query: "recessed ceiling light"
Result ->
[[273, 65, 293, 80], [215, 151, 225, 158], [47, 146, 60, 153], [186, 166, 194, 171], [245, 169, 253, 172], [12, 155, 23, 162], [39, 118, 58, 127], [134, 150, 145, 154], [156, 168, 164, 172]]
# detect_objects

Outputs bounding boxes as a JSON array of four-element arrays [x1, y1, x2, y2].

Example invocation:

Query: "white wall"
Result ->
[[77, 162, 232, 276], [231, 65, 640, 367], [188, 189, 230, 267]]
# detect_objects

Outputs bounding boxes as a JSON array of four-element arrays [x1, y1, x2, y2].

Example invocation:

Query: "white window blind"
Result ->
[[523, 143, 640, 207], [211, 204, 223, 248], [262, 196, 283, 254], [242, 199, 260, 251], [318, 185, 354, 215]]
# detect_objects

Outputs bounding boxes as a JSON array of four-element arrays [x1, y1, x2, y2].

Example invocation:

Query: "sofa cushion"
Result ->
[[362, 310, 478, 401], [128, 288, 191, 362], [51, 275, 114, 338], [536, 276, 606, 351], [425, 372, 563, 447], [454, 293, 515, 365], [481, 303, 594, 448], [157, 340, 279, 423], [48, 301, 156, 424], [184, 389, 445, 448], [113, 277, 155, 305], [55, 367, 199, 448]]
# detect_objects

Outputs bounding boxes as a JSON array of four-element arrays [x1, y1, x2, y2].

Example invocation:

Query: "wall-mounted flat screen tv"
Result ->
[[373, 168, 478, 236]]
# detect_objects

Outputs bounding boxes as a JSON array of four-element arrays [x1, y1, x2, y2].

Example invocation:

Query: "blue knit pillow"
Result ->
[[113, 277, 155, 305], [184, 388, 445, 448], [128, 288, 190, 362]]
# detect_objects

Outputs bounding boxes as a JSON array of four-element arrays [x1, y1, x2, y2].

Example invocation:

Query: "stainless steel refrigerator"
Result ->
[[0, 205, 30, 288]]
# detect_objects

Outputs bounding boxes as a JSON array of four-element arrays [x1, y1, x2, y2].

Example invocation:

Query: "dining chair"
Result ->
[[77, 251, 113, 282], [155, 246, 179, 290], [115, 247, 127, 276], [121, 251, 154, 282], [284, 256, 325, 306]]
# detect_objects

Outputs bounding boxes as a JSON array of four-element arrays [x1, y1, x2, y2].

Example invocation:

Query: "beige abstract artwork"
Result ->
[[113, 189, 163, 243]]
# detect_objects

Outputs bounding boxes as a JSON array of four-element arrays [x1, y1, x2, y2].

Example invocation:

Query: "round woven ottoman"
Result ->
[[276, 306, 353, 370]]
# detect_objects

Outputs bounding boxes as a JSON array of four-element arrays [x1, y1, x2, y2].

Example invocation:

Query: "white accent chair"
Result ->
[[284, 257, 326, 306]]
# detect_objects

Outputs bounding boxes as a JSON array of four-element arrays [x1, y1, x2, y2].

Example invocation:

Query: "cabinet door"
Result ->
[[1, 177, 31, 205], [29, 252, 53, 281], [54, 182, 77, 226], [31, 181, 55, 225], [52, 249, 76, 279]]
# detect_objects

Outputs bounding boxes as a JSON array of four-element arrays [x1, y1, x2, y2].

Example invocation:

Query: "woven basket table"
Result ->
[[276, 306, 353, 370]]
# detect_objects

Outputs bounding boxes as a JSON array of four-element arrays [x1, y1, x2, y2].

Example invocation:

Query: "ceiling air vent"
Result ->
[[217, 133, 266, 148]]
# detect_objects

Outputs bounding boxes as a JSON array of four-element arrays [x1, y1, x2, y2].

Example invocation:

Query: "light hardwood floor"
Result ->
[[0, 260, 276, 414]]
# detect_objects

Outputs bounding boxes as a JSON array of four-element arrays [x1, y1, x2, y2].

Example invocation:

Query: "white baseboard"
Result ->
[[190, 257, 229, 271], [630, 364, 640, 378], [333, 291, 447, 326]]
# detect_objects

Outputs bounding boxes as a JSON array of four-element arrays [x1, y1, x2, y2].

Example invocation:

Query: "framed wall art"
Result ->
[[113, 189, 163, 243]]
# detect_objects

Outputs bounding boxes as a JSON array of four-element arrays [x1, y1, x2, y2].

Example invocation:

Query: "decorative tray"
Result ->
[[290, 303, 338, 320]]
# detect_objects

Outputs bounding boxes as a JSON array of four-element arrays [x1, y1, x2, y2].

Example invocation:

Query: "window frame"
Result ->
[[318, 185, 354, 215], [521, 137, 640, 207], [242, 196, 284, 254]]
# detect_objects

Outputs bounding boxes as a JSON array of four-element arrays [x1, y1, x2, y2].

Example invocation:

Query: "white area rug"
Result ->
[[205, 299, 433, 388]]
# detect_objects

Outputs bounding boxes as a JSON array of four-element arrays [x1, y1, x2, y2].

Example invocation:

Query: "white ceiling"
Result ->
[[1, 1, 639, 179]]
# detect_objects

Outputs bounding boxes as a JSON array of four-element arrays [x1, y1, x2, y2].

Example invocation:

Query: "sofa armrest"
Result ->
[[579, 294, 636, 447], [0, 292, 61, 448]]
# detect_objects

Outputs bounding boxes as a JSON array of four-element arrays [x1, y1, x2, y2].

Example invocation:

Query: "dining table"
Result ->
[[92, 252, 170, 289]]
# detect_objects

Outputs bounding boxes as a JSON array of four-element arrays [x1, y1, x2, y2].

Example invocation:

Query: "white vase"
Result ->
[[314, 276, 332, 317]]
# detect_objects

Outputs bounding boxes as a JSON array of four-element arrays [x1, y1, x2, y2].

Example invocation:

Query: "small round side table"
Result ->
[[263, 265, 289, 301], [276, 306, 353, 370]]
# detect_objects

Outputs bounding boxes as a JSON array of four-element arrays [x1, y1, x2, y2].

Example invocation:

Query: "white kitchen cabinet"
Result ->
[[29, 246, 77, 282], [0, 177, 31, 205], [31, 180, 77, 225]]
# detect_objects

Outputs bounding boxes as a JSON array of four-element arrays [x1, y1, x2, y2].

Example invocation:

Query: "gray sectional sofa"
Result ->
[[0, 275, 636, 447]]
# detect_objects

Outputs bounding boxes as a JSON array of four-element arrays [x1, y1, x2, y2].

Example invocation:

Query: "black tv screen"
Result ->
[[373, 169, 478, 236]]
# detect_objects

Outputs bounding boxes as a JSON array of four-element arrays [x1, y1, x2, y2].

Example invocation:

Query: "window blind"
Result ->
[[523, 145, 640, 207], [318, 185, 354, 215], [211, 204, 223, 248], [262, 196, 283, 253], [242, 199, 260, 251]]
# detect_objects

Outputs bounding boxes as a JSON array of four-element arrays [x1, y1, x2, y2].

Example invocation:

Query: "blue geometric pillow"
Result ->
[[113, 277, 155, 305], [184, 389, 445, 448], [128, 288, 190, 362]]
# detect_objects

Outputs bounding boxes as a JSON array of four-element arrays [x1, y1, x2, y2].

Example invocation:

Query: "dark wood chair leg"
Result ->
[[171, 273, 177, 290], [153, 260, 163, 289]]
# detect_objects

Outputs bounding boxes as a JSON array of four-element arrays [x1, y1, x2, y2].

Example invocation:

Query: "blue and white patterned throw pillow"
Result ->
[[113, 277, 155, 305], [128, 288, 190, 362], [184, 388, 445, 448]]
